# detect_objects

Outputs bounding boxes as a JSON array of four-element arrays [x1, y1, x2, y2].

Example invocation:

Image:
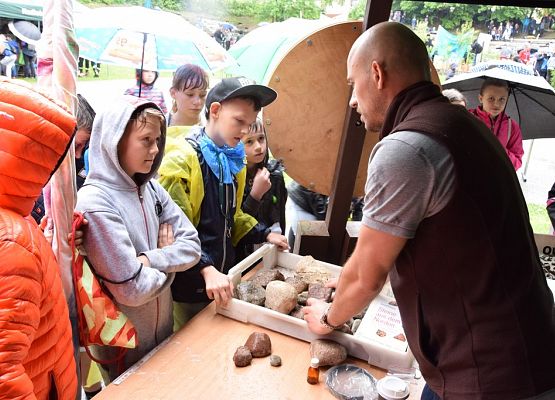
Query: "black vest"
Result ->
[[382, 82, 555, 399]]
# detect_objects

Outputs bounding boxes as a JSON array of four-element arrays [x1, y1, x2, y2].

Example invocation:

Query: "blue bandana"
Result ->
[[199, 133, 246, 184]]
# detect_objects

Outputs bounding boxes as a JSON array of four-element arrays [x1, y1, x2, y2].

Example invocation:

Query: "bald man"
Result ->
[[304, 22, 555, 400]]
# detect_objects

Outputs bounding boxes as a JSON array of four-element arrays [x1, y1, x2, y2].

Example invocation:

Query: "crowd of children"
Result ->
[[2, 54, 553, 398]]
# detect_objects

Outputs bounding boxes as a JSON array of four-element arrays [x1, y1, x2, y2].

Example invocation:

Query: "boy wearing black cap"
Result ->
[[159, 77, 289, 328]]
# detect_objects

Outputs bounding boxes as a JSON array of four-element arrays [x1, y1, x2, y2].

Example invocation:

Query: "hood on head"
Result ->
[[85, 95, 166, 190], [0, 78, 76, 216]]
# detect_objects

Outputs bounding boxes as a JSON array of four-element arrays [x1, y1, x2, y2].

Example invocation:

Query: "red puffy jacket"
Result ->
[[0, 78, 77, 399]]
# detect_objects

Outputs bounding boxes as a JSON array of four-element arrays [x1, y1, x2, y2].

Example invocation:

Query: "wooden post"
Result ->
[[324, 0, 393, 264]]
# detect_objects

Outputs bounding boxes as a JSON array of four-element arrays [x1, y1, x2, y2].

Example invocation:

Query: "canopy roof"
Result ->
[[0, 0, 42, 22]]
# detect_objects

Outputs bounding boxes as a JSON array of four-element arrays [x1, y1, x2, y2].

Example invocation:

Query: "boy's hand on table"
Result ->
[[266, 233, 289, 251], [158, 223, 175, 248], [200, 266, 234, 307], [250, 167, 271, 201]]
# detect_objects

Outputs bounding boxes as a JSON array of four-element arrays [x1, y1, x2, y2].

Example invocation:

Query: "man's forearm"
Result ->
[[326, 255, 387, 327]]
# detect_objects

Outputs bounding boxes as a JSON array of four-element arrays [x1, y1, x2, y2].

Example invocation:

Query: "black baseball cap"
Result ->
[[205, 77, 278, 113]]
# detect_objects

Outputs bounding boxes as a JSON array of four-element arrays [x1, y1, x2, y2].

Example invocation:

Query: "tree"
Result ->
[[225, 0, 324, 22]]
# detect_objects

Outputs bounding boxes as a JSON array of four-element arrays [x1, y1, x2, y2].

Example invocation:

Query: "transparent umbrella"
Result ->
[[75, 6, 235, 72]]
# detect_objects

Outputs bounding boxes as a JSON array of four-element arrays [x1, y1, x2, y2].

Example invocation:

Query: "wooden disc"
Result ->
[[264, 21, 378, 197]]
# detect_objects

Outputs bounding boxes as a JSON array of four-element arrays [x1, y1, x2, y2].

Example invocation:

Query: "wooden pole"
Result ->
[[324, 0, 393, 264]]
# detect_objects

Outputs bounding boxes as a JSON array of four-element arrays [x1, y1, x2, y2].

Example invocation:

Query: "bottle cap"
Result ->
[[376, 376, 410, 400], [310, 357, 319, 368]]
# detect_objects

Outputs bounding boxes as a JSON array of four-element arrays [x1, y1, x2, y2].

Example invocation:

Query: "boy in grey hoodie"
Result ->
[[76, 96, 201, 380]]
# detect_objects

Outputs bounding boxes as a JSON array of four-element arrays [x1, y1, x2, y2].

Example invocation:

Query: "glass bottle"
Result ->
[[307, 357, 320, 384]]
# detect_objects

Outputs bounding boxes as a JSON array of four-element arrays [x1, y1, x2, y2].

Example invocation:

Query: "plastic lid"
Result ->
[[310, 358, 320, 367], [376, 376, 410, 400], [325, 364, 377, 399]]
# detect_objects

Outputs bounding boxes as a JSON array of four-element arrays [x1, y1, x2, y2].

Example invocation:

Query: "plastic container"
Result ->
[[376, 376, 410, 400], [325, 364, 378, 400], [216, 244, 415, 371]]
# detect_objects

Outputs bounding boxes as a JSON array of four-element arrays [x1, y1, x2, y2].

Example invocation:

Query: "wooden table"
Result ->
[[94, 303, 424, 400]]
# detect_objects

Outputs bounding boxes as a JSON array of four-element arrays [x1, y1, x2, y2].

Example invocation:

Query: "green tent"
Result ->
[[0, 0, 43, 22]]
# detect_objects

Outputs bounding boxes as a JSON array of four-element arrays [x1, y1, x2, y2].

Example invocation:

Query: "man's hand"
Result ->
[[158, 223, 175, 248], [200, 266, 234, 307], [250, 168, 271, 201], [266, 232, 289, 251], [303, 298, 334, 335]]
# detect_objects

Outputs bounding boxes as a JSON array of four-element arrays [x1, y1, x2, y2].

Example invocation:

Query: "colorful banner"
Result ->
[[433, 25, 475, 63]]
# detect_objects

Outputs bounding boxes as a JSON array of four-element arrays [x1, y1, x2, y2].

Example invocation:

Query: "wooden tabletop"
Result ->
[[94, 302, 424, 400]]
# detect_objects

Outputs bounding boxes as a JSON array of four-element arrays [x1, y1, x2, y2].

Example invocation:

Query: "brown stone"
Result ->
[[285, 276, 308, 293], [297, 291, 309, 306], [309, 339, 348, 366], [265, 281, 298, 314], [249, 269, 285, 288], [308, 283, 333, 302], [233, 346, 252, 367], [244, 332, 272, 358], [235, 281, 266, 306]]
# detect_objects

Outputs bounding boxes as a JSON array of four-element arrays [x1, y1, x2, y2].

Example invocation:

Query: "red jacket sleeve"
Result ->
[[0, 240, 40, 400], [506, 119, 524, 171]]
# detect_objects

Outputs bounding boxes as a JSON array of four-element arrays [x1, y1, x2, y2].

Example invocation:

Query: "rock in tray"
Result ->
[[235, 281, 266, 306], [265, 281, 297, 314], [285, 275, 308, 293], [308, 283, 333, 302], [249, 269, 285, 288]]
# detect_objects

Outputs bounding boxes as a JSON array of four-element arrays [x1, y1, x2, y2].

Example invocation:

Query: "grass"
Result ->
[[19, 64, 173, 84], [528, 203, 552, 234]]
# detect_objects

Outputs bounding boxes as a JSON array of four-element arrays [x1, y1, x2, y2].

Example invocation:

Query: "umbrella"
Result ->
[[226, 18, 331, 84], [222, 22, 236, 31], [75, 6, 235, 72], [443, 68, 555, 140], [8, 20, 41, 45], [470, 60, 535, 76]]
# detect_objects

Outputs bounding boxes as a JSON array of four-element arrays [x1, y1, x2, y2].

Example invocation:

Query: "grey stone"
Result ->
[[297, 291, 309, 306], [308, 283, 333, 302], [270, 355, 282, 367], [233, 346, 252, 367], [249, 269, 285, 288], [309, 339, 348, 366], [265, 281, 298, 314], [285, 276, 308, 294], [352, 319, 362, 333], [245, 332, 272, 358], [290, 305, 305, 319], [235, 281, 266, 306]]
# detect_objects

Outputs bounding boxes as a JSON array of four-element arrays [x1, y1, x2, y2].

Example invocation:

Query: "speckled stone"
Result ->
[[285, 276, 308, 294], [308, 283, 333, 302], [245, 332, 272, 358], [297, 291, 309, 306], [249, 269, 285, 288], [265, 281, 298, 314], [233, 346, 252, 367], [310, 339, 348, 366], [235, 281, 266, 306], [270, 355, 282, 367]]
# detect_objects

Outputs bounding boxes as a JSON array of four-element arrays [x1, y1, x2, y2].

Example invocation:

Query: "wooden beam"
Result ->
[[324, 0, 393, 265]]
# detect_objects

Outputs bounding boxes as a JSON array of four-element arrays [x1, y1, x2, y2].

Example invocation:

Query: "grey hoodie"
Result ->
[[76, 96, 201, 379]]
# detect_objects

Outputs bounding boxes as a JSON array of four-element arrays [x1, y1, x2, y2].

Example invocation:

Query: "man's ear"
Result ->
[[371, 60, 385, 90], [210, 102, 222, 119]]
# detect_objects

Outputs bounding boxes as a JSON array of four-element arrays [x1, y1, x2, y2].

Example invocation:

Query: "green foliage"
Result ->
[[348, 0, 365, 20], [224, 0, 322, 22]]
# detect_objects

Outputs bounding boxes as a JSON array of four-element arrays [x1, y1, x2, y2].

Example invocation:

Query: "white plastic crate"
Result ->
[[216, 244, 415, 371]]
